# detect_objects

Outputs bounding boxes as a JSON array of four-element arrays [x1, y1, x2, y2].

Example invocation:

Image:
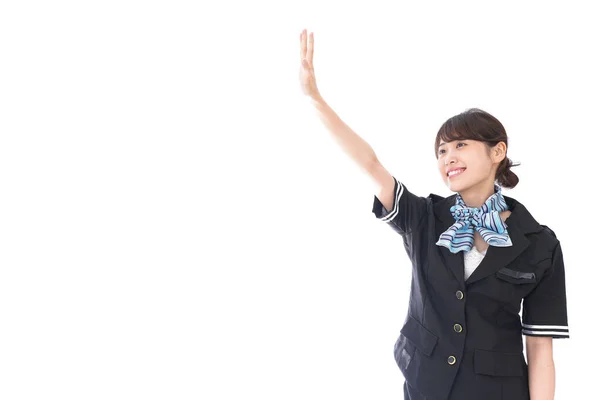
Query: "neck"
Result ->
[[458, 182, 496, 208]]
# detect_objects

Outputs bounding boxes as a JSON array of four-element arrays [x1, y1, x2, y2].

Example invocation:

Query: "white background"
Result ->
[[1, 1, 597, 399]]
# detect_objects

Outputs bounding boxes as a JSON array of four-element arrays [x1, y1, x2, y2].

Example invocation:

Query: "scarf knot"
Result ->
[[436, 184, 513, 254]]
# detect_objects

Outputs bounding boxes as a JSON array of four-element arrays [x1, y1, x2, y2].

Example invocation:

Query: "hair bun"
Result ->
[[497, 157, 520, 189]]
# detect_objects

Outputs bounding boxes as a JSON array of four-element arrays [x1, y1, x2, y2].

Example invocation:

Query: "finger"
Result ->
[[300, 29, 307, 61], [306, 32, 314, 64]]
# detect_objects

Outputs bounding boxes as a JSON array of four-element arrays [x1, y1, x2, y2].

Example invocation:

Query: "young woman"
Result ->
[[298, 29, 569, 400]]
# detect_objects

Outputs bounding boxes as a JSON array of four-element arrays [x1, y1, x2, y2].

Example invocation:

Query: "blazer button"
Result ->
[[455, 290, 464, 300], [447, 355, 457, 365], [453, 323, 463, 333]]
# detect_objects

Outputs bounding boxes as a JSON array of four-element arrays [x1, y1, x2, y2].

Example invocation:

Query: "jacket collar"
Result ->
[[432, 191, 544, 286]]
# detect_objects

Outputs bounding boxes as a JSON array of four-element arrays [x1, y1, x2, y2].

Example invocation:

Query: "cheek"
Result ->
[[438, 163, 447, 176], [470, 156, 492, 170]]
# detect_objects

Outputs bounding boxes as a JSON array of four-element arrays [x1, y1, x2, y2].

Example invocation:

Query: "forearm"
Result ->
[[310, 95, 377, 173], [528, 352, 555, 399]]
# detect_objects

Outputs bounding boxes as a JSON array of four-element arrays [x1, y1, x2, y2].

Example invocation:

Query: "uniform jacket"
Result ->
[[372, 177, 569, 400]]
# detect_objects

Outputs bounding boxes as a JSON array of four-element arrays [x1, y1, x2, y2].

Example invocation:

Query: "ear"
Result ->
[[492, 142, 507, 163]]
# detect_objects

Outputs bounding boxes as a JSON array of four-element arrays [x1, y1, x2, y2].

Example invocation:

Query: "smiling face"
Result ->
[[433, 108, 515, 201], [437, 139, 506, 194]]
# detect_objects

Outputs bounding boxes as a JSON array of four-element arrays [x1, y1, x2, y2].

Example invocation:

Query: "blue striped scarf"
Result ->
[[436, 184, 513, 254]]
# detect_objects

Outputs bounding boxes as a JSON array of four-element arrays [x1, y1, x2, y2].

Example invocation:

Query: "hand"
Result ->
[[299, 29, 321, 101]]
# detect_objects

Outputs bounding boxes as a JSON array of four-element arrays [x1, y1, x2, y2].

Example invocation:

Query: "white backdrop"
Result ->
[[1, 1, 597, 399]]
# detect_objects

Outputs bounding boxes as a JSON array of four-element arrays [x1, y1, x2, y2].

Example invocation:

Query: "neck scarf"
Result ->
[[436, 184, 513, 254]]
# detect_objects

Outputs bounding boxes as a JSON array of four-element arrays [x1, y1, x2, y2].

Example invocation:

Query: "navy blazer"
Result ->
[[372, 176, 569, 400]]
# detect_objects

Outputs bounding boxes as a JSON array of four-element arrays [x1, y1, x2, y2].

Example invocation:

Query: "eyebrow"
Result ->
[[438, 139, 466, 147]]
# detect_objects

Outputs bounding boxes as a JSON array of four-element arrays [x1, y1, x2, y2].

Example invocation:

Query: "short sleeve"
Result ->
[[371, 176, 428, 237], [521, 241, 570, 339]]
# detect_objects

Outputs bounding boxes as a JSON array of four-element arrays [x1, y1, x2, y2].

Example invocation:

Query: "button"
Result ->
[[447, 356, 457, 365], [453, 324, 463, 333], [455, 290, 464, 300]]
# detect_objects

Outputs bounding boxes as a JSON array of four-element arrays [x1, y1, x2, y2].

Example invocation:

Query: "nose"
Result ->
[[445, 154, 457, 166], [444, 146, 459, 164]]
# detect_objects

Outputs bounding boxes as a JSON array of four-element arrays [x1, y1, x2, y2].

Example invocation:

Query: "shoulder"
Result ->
[[538, 224, 560, 248], [526, 224, 561, 264], [506, 196, 560, 253], [429, 191, 458, 222], [539, 224, 558, 239], [428, 192, 455, 205]]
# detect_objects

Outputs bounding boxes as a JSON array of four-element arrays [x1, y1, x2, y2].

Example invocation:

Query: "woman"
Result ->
[[298, 29, 569, 400]]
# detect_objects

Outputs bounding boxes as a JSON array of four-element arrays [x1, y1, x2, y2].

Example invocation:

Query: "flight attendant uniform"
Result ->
[[372, 176, 569, 400]]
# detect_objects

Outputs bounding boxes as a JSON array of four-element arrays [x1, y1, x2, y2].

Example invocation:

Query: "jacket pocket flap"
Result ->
[[496, 267, 537, 284], [474, 349, 524, 377], [400, 315, 438, 357]]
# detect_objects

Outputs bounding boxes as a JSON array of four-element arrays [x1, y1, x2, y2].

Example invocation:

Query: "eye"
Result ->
[[438, 142, 466, 155]]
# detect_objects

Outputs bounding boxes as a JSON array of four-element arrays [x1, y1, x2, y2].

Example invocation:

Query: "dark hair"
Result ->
[[434, 108, 520, 189]]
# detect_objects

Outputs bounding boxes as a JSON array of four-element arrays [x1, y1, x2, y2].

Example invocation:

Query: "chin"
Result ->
[[445, 180, 470, 193]]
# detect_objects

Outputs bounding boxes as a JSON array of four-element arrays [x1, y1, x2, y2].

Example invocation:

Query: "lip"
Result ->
[[447, 168, 466, 178]]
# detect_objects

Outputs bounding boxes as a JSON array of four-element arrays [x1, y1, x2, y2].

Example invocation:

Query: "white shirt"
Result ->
[[464, 246, 487, 280]]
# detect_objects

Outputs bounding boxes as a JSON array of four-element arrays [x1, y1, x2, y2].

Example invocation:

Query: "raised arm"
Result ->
[[298, 29, 395, 211]]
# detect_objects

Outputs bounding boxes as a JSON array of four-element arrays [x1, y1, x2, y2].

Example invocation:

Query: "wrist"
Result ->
[[310, 93, 325, 107]]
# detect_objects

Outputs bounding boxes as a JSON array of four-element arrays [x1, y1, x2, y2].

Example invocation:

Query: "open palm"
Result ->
[[299, 29, 320, 100]]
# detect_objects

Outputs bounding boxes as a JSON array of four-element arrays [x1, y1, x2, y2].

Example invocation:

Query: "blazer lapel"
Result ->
[[433, 192, 543, 286], [464, 219, 529, 285], [434, 193, 466, 284]]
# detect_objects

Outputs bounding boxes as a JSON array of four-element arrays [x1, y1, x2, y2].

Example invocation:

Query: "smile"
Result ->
[[448, 168, 466, 178]]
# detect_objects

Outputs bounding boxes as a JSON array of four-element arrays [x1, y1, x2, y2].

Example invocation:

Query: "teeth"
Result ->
[[448, 169, 465, 177]]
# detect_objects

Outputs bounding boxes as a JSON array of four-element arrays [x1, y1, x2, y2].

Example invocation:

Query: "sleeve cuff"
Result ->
[[372, 176, 404, 221], [522, 323, 570, 338]]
